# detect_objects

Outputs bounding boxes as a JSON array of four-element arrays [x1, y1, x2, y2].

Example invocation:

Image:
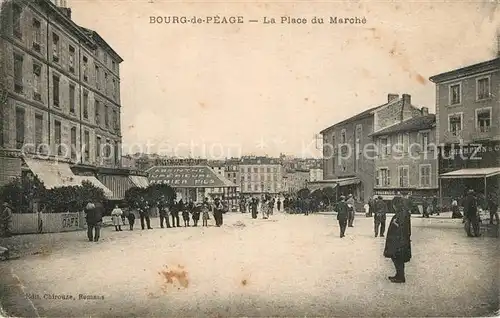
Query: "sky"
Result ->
[[68, 0, 500, 159]]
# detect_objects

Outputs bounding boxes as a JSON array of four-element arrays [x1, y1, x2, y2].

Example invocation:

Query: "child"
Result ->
[[202, 199, 210, 227], [127, 210, 136, 231]]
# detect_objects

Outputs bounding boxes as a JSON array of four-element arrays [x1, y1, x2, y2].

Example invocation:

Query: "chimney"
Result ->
[[421, 107, 429, 115], [402, 94, 411, 105], [388, 94, 399, 103]]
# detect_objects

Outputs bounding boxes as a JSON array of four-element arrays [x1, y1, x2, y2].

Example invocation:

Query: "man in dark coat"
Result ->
[[374, 196, 387, 237], [277, 198, 281, 212], [336, 196, 349, 238], [158, 196, 171, 228], [250, 198, 258, 219], [85, 202, 103, 242], [463, 190, 480, 237], [138, 198, 152, 230], [213, 197, 224, 227], [384, 194, 411, 283], [422, 197, 429, 218], [172, 199, 182, 228], [487, 193, 499, 225]]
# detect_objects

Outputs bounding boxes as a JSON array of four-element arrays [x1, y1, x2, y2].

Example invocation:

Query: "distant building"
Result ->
[[284, 169, 309, 193], [309, 167, 323, 182], [370, 113, 438, 202], [239, 156, 283, 196], [430, 55, 500, 202], [320, 94, 425, 202]]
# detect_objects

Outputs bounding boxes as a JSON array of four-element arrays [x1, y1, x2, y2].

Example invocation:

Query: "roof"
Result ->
[[429, 58, 499, 83], [240, 156, 280, 165], [147, 166, 237, 188], [320, 104, 384, 134], [370, 114, 436, 137], [440, 167, 500, 179], [79, 27, 124, 63], [308, 176, 360, 187]]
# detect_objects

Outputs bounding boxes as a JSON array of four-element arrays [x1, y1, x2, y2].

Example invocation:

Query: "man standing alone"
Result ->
[[85, 202, 102, 242], [374, 196, 387, 237], [346, 194, 355, 227], [464, 189, 480, 237], [336, 196, 349, 238]]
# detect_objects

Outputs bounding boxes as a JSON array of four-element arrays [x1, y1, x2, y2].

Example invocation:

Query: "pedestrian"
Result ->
[[111, 204, 123, 232], [138, 198, 152, 230], [126, 209, 136, 230], [487, 193, 499, 225], [183, 200, 193, 227], [158, 196, 171, 228], [422, 197, 429, 218], [277, 198, 281, 212], [432, 195, 439, 216], [283, 197, 288, 213], [172, 199, 182, 228], [261, 199, 269, 219], [364, 201, 370, 217], [368, 196, 375, 217], [336, 196, 349, 238], [250, 198, 258, 219], [192, 202, 201, 227], [84, 202, 102, 242], [213, 197, 224, 227], [202, 198, 210, 227], [451, 198, 463, 219], [1, 202, 13, 238], [463, 189, 480, 237], [383, 193, 412, 283], [374, 196, 387, 237], [346, 193, 355, 227]]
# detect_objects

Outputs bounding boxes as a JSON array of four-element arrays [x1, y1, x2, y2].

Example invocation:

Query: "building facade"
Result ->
[[283, 168, 309, 193], [239, 156, 283, 196], [0, 0, 146, 201], [320, 94, 424, 203], [371, 113, 438, 202], [430, 56, 500, 201]]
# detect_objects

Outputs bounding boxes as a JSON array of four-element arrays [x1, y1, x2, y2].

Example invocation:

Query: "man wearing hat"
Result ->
[[84, 201, 102, 242], [374, 195, 388, 237], [336, 195, 349, 238], [464, 189, 480, 237], [346, 193, 355, 227]]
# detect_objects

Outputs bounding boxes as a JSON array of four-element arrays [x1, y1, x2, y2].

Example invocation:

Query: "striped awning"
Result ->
[[24, 158, 78, 189], [97, 174, 135, 200], [129, 175, 149, 188]]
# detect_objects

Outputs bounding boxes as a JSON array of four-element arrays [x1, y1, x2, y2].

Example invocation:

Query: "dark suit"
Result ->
[[384, 198, 411, 281], [463, 194, 479, 237], [336, 201, 348, 237], [85, 203, 103, 242], [374, 200, 387, 237]]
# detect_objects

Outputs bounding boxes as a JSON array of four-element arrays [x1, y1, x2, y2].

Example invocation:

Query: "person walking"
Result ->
[[336, 196, 349, 238], [464, 189, 480, 237], [277, 198, 281, 212], [487, 193, 499, 225], [111, 204, 123, 232], [374, 196, 387, 237], [384, 194, 412, 283], [1, 202, 13, 238], [346, 194, 355, 227], [84, 202, 102, 242], [250, 198, 258, 219]]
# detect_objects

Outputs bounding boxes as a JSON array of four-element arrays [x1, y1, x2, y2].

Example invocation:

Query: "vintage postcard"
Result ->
[[0, 0, 499, 317]]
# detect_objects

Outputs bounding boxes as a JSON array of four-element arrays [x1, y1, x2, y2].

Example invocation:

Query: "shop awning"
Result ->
[[98, 175, 136, 200], [129, 175, 149, 188], [24, 158, 79, 189], [148, 166, 237, 188], [337, 177, 361, 187], [73, 176, 113, 199], [440, 167, 500, 179]]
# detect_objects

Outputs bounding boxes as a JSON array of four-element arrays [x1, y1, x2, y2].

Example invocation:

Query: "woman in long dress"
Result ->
[[111, 205, 123, 232]]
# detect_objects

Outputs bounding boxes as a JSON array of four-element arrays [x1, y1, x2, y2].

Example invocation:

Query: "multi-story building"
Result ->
[[370, 112, 438, 202], [239, 156, 283, 196], [0, 0, 147, 200], [224, 157, 240, 189], [320, 94, 425, 203], [284, 168, 310, 193], [429, 54, 500, 202]]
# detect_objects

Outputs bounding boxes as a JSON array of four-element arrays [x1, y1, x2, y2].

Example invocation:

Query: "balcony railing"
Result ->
[[471, 125, 498, 142]]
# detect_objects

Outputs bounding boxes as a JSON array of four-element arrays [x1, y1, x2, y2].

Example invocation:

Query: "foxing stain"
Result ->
[[159, 265, 189, 289]]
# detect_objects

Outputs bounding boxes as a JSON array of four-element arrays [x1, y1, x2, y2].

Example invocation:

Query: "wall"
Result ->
[[436, 68, 500, 144]]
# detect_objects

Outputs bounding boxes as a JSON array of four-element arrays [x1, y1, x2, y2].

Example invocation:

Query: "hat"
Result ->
[[340, 195, 346, 200], [378, 195, 383, 200]]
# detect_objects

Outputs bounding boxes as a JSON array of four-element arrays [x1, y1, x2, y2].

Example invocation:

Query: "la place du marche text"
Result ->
[[149, 16, 367, 25]]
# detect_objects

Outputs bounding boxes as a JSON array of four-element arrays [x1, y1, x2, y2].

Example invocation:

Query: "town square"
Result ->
[[0, 0, 499, 317]]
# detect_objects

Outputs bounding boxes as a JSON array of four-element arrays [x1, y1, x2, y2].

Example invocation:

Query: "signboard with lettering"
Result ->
[[61, 213, 80, 229], [148, 166, 234, 188]]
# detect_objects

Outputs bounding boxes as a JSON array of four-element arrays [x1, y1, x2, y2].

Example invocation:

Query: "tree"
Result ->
[[322, 186, 337, 205], [297, 188, 310, 200]]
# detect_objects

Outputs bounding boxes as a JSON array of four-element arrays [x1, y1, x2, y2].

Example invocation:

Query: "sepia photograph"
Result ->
[[0, 0, 499, 316]]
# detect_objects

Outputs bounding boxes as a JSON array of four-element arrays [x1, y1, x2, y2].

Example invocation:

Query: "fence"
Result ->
[[11, 211, 87, 234]]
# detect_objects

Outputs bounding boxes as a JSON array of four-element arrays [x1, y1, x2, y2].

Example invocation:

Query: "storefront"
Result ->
[[307, 177, 360, 199], [147, 166, 238, 209]]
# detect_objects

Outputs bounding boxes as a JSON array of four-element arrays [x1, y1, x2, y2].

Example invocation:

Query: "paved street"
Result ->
[[0, 212, 498, 317]]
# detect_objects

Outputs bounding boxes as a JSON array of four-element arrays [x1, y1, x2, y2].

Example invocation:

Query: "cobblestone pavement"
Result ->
[[0, 212, 498, 317]]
